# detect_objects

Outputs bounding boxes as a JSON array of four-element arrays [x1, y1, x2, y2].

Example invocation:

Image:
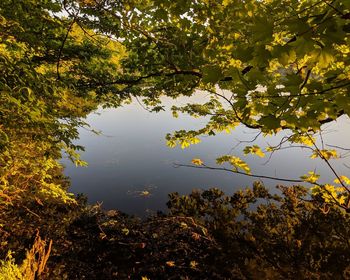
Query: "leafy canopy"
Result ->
[[1, 0, 349, 210], [72, 0, 349, 206], [0, 0, 350, 277]]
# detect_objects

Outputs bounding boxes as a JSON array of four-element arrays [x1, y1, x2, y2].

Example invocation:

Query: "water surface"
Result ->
[[63, 95, 350, 216]]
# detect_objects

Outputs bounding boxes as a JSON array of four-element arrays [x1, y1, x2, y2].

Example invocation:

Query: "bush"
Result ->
[[167, 182, 350, 279]]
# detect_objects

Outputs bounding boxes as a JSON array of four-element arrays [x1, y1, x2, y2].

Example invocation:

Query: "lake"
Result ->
[[63, 94, 350, 216]]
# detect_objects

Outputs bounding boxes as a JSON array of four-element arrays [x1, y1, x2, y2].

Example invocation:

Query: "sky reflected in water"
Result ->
[[63, 95, 350, 216]]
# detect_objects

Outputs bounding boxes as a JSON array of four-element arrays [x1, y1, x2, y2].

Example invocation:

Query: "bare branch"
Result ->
[[173, 163, 304, 183], [231, 132, 262, 152], [326, 144, 350, 151]]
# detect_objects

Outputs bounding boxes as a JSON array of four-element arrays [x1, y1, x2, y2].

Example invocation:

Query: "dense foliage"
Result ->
[[167, 184, 350, 279], [0, 0, 349, 279], [19, 184, 350, 279], [0, 0, 123, 276], [65, 0, 350, 203]]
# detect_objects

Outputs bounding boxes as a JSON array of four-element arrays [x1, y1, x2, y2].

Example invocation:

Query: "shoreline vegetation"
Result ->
[[1, 0, 349, 279], [4, 183, 350, 279]]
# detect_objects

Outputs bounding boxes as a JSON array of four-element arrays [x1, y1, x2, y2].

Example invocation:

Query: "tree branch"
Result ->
[[57, 17, 76, 80], [306, 133, 350, 201], [173, 163, 304, 183], [85, 69, 202, 88]]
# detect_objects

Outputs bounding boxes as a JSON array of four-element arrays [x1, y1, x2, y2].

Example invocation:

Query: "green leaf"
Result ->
[[202, 65, 223, 84]]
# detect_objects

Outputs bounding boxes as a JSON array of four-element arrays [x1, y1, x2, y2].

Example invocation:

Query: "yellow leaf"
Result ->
[[296, 240, 302, 248], [191, 158, 204, 166], [167, 140, 176, 148], [180, 141, 190, 149], [192, 232, 200, 240], [300, 171, 320, 183], [254, 149, 265, 158], [122, 228, 129, 235], [310, 152, 318, 159], [334, 176, 350, 185], [190, 137, 201, 144], [243, 145, 265, 158], [180, 222, 188, 228], [140, 191, 150, 197], [166, 261, 175, 267], [222, 0, 230, 7], [190, 260, 198, 268]]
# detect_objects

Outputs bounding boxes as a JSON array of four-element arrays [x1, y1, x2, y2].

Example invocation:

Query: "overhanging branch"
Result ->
[[174, 163, 304, 183]]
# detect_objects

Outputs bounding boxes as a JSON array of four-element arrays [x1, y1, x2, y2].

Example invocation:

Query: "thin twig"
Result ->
[[23, 206, 41, 219], [321, 0, 344, 16], [174, 163, 304, 183], [326, 144, 350, 151], [207, 89, 260, 130], [57, 17, 76, 80], [307, 133, 347, 188], [231, 132, 262, 152], [134, 95, 152, 112], [306, 133, 350, 208]]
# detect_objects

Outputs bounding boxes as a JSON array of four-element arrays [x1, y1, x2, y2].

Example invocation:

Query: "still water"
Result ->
[[63, 95, 350, 216]]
